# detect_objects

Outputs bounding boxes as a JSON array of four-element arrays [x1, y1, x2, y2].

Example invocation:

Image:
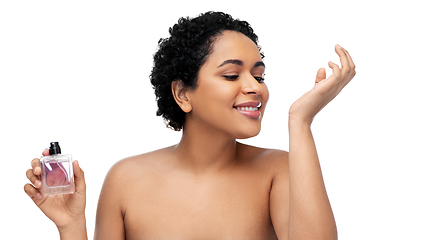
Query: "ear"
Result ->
[[171, 80, 192, 113]]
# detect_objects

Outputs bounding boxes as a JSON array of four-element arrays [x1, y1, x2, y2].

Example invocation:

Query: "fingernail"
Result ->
[[37, 192, 42, 199], [35, 180, 41, 188], [336, 44, 343, 49], [33, 167, 41, 175], [40, 148, 49, 157]]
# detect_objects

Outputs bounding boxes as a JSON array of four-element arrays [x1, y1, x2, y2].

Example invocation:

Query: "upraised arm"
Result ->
[[271, 45, 356, 240]]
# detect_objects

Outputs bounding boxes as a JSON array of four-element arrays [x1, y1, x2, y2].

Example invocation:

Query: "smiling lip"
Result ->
[[234, 102, 261, 119], [234, 101, 261, 108]]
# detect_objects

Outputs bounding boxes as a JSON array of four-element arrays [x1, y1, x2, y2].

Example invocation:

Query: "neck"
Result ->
[[172, 121, 238, 174]]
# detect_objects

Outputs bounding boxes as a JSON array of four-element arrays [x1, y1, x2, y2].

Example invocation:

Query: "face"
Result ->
[[185, 30, 269, 139]]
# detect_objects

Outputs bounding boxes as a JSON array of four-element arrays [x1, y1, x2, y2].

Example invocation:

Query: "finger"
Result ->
[[73, 160, 86, 194], [341, 47, 356, 71], [42, 148, 50, 156], [24, 183, 43, 199], [315, 68, 326, 84], [31, 158, 42, 176], [335, 44, 351, 75], [339, 48, 356, 88], [315, 61, 340, 93], [328, 61, 341, 80], [26, 169, 42, 188]]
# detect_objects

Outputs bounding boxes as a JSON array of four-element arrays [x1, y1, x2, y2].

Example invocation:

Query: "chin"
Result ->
[[234, 125, 261, 139]]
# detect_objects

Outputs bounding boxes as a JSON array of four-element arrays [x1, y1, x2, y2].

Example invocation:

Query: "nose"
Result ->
[[241, 75, 263, 95]]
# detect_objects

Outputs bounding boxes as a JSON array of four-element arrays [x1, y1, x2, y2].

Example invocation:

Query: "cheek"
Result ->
[[198, 79, 239, 105], [257, 85, 269, 118], [260, 85, 269, 105]]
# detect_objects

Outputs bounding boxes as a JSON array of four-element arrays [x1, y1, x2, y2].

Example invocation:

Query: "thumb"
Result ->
[[315, 68, 326, 84], [73, 160, 86, 194]]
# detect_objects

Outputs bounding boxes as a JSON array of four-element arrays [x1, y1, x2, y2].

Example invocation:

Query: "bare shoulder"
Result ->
[[236, 142, 289, 174], [98, 146, 176, 217], [105, 145, 175, 184]]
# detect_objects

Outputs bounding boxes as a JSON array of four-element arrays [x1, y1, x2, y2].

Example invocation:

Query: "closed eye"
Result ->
[[223, 75, 239, 80]]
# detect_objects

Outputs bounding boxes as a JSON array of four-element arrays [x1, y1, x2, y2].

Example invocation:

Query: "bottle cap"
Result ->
[[49, 142, 62, 155]]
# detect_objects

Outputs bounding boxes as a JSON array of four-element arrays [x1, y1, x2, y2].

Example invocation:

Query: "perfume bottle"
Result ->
[[40, 142, 75, 196]]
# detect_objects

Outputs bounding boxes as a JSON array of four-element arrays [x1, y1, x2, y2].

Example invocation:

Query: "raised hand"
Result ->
[[289, 44, 356, 125]]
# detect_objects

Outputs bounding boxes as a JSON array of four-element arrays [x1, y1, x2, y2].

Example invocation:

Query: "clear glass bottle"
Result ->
[[40, 142, 75, 196]]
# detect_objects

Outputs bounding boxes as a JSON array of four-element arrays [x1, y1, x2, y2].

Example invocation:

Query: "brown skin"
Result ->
[[95, 30, 281, 239], [95, 144, 287, 239], [25, 151, 87, 239], [24, 30, 355, 240]]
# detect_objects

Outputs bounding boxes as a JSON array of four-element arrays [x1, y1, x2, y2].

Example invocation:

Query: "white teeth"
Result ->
[[236, 107, 258, 111]]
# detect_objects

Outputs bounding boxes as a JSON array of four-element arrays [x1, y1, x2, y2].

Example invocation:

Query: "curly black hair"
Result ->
[[150, 11, 263, 131]]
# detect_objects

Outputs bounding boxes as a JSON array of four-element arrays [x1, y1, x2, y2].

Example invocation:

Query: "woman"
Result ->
[[24, 12, 355, 239]]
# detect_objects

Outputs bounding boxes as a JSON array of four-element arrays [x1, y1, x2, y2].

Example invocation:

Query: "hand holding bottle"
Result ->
[[24, 146, 87, 234]]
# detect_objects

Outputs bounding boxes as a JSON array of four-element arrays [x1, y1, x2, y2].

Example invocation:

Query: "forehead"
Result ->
[[206, 30, 262, 67]]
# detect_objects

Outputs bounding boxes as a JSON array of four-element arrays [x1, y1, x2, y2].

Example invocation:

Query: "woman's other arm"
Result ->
[[271, 45, 356, 240], [24, 149, 88, 240]]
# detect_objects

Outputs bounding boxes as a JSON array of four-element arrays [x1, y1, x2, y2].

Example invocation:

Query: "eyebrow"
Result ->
[[217, 59, 265, 68]]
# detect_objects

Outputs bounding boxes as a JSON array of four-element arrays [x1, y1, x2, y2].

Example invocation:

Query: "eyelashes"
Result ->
[[223, 75, 265, 83], [223, 75, 239, 80], [254, 76, 265, 83]]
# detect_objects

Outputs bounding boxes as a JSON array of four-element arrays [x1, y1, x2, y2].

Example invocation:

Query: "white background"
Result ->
[[1, 0, 420, 239]]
